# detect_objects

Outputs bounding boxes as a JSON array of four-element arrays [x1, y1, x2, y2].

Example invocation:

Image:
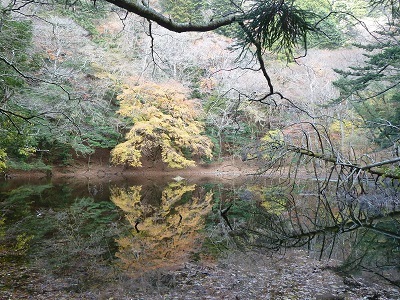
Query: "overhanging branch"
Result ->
[[104, 0, 241, 32]]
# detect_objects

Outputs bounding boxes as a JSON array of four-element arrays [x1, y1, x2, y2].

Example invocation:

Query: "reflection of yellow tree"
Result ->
[[111, 182, 213, 274], [111, 186, 142, 213]]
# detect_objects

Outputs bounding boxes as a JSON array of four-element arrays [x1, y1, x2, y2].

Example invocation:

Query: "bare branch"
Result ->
[[361, 157, 400, 170], [0, 55, 72, 100], [286, 144, 400, 179]]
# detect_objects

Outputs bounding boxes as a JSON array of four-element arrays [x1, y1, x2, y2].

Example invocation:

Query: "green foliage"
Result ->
[[0, 11, 50, 167], [57, 0, 109, 37], [0, 114, 38, 159], [7, 159, 52, 172], [256, 129, 285, 160], [2, 80, 120, 166], [296, 0, 366, 48], [334, 23, 400, 148], [0, 12, 32, 99], [369, 0, 400, 18], [81, 122, 121, 149], [353, 92, 400, 148], [240, 0, 317, 57], [204, 128, 222, 159], [14, 233, 34, 253], [0, 109, 73, 167], [0, 189, 122, 281], [336, 225, 400, 278], [0, 17, 32, 61], [160, 0, 204, 23], [0, 184, 76, 234], [309, 16, 346, 49], [383, 166, 400, 178], [5, 184, 53, 201], [2, 186, 118, 237]]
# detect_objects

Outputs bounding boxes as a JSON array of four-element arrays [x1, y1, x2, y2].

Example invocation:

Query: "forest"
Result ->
[[1, 0, 400, 298], [0, 0, 399, 178]]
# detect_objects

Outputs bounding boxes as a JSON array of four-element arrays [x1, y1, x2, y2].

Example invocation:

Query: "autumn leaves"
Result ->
[[111, 82, 213, 169]]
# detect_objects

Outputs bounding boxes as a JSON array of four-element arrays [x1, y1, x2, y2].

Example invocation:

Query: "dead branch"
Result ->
[[286, 144, 400, 179]]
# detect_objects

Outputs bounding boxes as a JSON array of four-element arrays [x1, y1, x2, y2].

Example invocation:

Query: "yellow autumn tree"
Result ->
[[111, 82, 213, 168], [0, 149, 6, 171]]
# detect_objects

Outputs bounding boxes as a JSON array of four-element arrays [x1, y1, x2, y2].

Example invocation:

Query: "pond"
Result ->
[[1, 174, 400, 299]]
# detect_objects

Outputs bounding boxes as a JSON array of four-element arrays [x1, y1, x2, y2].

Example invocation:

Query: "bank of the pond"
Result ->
[[5, 157, 261, 184]]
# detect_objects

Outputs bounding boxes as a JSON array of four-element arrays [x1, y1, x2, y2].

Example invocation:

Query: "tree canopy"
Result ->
[[111, 83, 213, 168], [1, 0, 399, 178], [334, 23, 400, 150]]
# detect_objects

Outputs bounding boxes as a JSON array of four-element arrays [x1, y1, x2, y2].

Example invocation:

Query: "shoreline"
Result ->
[[2, 158, 263, 184]]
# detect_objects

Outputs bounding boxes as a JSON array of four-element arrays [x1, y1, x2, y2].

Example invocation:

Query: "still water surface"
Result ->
[[1, 174, 399, 295]]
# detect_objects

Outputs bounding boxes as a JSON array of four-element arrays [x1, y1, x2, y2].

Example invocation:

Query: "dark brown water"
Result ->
[[1, 175, 399, 297]]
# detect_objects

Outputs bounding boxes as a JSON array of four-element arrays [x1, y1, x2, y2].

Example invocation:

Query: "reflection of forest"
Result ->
[[1, 173, 399, 296], [228, 180, 400, 287], [111, 181, 213, 273], [110, 177, 400, 285]]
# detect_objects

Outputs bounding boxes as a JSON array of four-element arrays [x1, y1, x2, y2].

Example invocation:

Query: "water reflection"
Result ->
[[111, 181, 213, 273], [0, 182, 123, 292], [226, 179, 400, 287], [0, 176, 399, 292]]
